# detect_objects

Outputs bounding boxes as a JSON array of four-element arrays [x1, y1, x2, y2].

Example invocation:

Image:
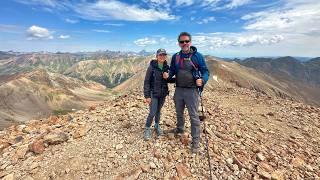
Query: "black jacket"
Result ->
[[144, 60, 169, 98]]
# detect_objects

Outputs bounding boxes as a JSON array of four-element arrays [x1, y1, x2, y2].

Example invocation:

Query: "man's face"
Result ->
[[178, 35, 191, 52]]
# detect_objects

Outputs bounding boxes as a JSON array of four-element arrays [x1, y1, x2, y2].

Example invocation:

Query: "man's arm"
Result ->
[[163, 65, 175, 83], [198, 53, 209, 85], [169, 54, 176, 79], [163, 55, 177, 83]]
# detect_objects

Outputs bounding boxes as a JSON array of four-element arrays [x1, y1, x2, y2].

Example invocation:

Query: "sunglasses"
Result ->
[[179, 40, 190, 44], [158, 54, 167, 56]]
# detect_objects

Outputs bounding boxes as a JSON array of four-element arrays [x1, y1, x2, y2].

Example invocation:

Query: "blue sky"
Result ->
[[0, 0, 319, 57]]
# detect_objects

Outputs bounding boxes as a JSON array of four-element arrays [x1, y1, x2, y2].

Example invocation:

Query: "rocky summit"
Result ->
[[0, 82, 319, 179]]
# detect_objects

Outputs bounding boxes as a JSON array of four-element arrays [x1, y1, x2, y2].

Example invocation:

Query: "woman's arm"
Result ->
[[143, 65, 152, 98]]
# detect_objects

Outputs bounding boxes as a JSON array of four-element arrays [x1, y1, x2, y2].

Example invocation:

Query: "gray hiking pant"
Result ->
[[174, 87, 200, 145], [145, 95, 166, 128]]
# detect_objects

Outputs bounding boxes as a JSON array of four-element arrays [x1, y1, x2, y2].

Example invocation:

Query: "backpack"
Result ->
[[175, 52, 201, 78]]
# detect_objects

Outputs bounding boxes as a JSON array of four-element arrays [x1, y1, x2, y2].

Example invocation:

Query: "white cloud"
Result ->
[[201, 0, 252, 10], [74, 1, 175, 21], [15, 0, 175, 22], [103, 23, 125, 27], [188, 0, 320, 56], [146, 0, 168, 4], [12, 0, 320, 57], [15, 0, 57, 7], [159, 37, 171, 44], [59, 35, 70, 39], [242, 1, 320, 35], [201, 0, 220, 6], [193, 32, 284, 49], [176, 0, 194, 6], [92, 29, 111, 33], [225, 0, 252, 9], [133, 33, 285, 54], [134, 37, 158, 47], [65, 18, 79, 24], [143, 0, 170, 8], [27, 25, 54, 40], [15, 0, 69, 10], [197, 16, 216, 24]]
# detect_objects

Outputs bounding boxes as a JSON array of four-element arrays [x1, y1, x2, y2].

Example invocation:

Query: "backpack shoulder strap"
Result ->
[[176, 51, 200, 70], [189, 53, 199, 71], [175, 52, 180, 64], [175, 52, 184, 69]]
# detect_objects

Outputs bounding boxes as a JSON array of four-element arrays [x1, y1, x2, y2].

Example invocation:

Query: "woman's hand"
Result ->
[[144, 98, 151, 104]]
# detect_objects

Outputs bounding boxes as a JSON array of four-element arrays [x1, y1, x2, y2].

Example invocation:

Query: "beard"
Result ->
[[181, 45, 190, 52]]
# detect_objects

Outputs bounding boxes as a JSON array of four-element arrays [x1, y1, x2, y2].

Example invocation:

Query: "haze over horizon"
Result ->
[[1, 0, 320, 57]]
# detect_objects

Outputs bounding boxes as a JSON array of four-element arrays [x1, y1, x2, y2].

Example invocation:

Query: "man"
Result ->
[[163, 32, 209, 153]]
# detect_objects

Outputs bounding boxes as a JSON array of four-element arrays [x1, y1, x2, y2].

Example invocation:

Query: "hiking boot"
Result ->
[[154, 123, 163, 136], [144, 127, 152, 141], [168, 128, 184, 136], [191, 142, 200, 154]]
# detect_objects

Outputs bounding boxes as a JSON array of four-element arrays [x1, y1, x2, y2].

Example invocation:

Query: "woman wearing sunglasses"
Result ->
[[143, 48, 170, 141]]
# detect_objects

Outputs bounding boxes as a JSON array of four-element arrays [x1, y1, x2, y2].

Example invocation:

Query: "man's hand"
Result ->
[[196, 79, 203, 87], [144, 98, 151, 104], [163, 72, 169, 79]]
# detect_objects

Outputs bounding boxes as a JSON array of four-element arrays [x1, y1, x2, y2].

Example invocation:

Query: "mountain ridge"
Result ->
[[0, 69, 112, 129], [1, 53, 320, 130], [0, 80, 319, 179]]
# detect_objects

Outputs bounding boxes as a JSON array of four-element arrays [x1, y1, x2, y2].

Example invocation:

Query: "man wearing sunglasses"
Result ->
[[163, 32, 209, 153]]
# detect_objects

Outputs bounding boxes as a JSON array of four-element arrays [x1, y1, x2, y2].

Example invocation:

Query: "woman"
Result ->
[[143, 48, 169, 141]]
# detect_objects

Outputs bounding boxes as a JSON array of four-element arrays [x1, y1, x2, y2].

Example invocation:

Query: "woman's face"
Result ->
[[157, 53, 167, 63]]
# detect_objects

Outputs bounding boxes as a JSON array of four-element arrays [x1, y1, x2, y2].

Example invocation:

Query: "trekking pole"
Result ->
[[198, 87, 213, 180], [166, 91, 170, 109]]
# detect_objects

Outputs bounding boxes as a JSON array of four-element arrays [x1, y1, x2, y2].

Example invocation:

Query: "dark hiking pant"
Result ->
[[174, 87, 200, 145], [145, 95, 166, 128]]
